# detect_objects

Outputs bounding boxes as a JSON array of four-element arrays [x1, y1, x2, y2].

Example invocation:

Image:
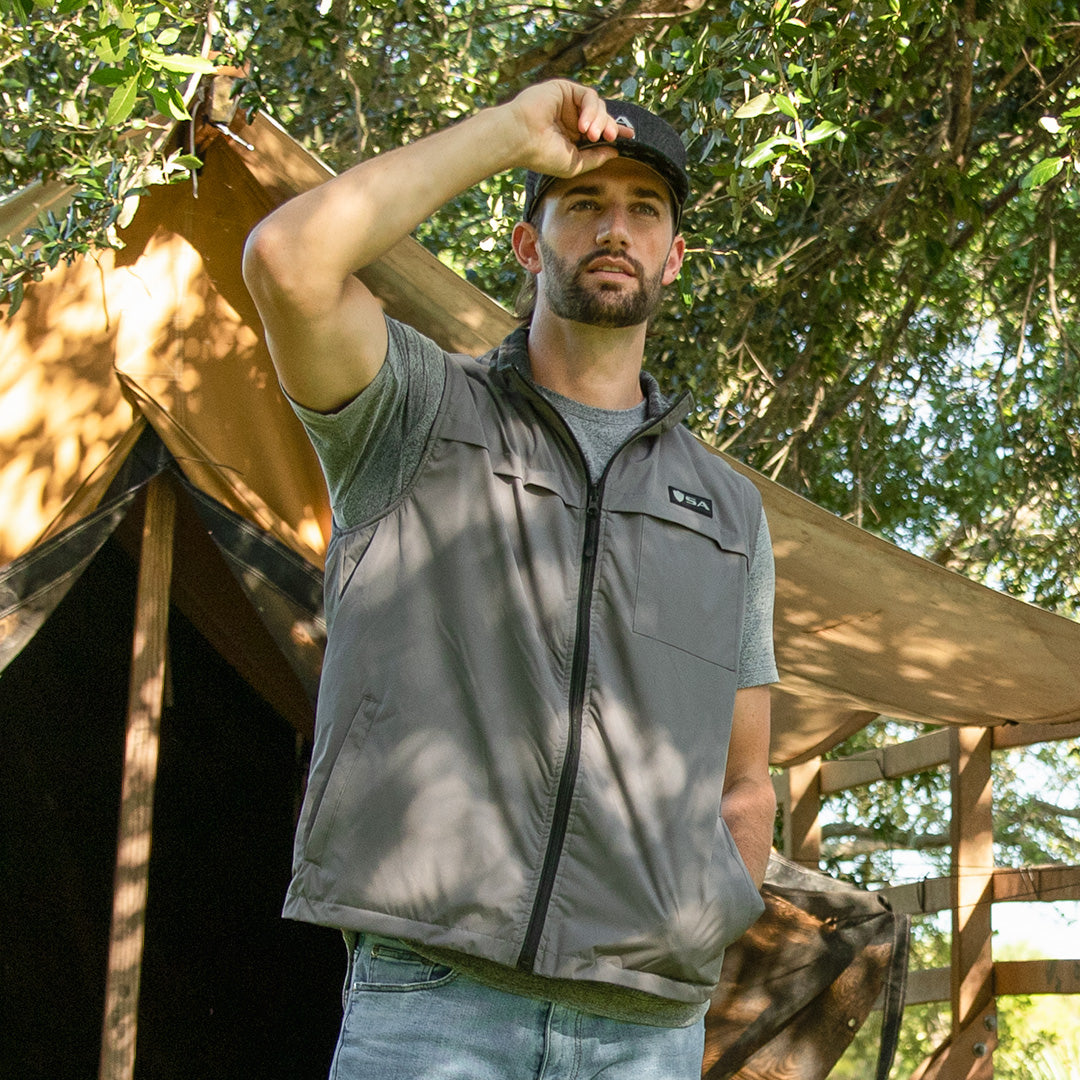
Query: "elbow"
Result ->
[[242, 212, 351, 326], [242, 217, 293, 307]]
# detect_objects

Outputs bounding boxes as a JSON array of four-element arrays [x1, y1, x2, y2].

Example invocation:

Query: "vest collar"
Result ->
[[488, 327, 693, 435]]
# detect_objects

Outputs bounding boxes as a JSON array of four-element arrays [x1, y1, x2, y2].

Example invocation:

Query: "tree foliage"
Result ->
[[3, 0, 1078, 618], [0, 0, 214, 310]]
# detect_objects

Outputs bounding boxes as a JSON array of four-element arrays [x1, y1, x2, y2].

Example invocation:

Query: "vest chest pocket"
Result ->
[[632, 514, 747, 669]]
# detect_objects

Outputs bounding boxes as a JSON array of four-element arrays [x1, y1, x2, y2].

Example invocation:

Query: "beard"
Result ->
[[537, 237, 667, 329]]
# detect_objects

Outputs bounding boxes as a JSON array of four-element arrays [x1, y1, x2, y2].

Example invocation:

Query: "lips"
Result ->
[[583, 255, 639, 280]]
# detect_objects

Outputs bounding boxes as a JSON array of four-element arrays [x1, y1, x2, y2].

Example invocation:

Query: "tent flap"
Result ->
[[183, 481, 325, 704], [0, 425, 172, 676], [0, 491, 137, 676]]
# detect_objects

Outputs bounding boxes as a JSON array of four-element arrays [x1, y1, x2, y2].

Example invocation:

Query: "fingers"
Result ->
[[567, 83, 632, 146], [573, 86, 616, 144], [572, 143, 620, 176], [508, 79, 633, 178]]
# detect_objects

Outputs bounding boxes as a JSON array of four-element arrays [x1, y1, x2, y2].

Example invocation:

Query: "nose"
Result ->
[[596, 205, 630, 247]]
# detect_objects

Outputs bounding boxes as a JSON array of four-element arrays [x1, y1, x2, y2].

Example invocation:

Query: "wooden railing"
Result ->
[[773, 718, 1080, 1079]]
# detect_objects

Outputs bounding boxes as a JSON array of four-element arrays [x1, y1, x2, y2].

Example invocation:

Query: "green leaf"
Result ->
[[5, 279, 25, 318], [150, 86, 189, 120], [106, 75, 139, 127], [93, 29, 130, 64], [774, 94, 799, 120], [743, 136, 796, 169], [89, 67, 130, 87], [142, 49, 217, 75], [804, 120, 842, 144], [733, 93, 775, 119], [1021, 157, 1064, 189], [742, 144, 777, 169]]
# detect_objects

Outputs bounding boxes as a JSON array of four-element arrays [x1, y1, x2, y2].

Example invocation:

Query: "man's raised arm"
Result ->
[[241, 81, 629, 412]]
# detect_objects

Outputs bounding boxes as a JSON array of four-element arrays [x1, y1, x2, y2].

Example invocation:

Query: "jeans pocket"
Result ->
[[351, 936, 457, 992]]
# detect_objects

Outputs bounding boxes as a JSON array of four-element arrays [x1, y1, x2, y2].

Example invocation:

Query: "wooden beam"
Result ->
[[817, 718, 1080, 797], [98, 476, 176, 1080], [942, 726, 997, 1080], [995, 959, 1080, 997], [992, 864, 1080, 904], [905, 966, 951, 1006], [820, 728, 952, 793], [992, 717, 1080, 751], [878, 875, 953, 916], [782, 757, 821, 868], [879, 864, 1080, 915], [892, 959, 1080, 1005]]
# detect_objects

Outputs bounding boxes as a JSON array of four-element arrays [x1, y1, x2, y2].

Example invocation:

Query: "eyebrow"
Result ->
[[558, 181, 667, 203]]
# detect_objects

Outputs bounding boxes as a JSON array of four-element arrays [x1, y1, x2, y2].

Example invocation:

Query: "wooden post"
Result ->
[[783, 757, 822, 868], [942, 725, 998, 1079], [99, 476, 176, 1080]]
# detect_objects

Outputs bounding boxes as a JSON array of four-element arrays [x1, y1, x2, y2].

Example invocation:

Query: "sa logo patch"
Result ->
[[668, 487, 714, 517]]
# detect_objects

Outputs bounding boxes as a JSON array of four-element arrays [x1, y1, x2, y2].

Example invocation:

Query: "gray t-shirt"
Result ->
[[293, 316, 779, 689]]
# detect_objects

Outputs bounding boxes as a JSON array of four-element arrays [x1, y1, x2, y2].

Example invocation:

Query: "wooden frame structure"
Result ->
[[776, 718, 1080, 1077]]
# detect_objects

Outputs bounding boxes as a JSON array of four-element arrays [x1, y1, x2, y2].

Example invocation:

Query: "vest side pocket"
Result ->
[[300, 695, 381, 866], [706, 815, 767, 951]]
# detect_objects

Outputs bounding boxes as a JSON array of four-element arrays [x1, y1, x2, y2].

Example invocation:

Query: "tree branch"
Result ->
[[498, 0, 710, 83]]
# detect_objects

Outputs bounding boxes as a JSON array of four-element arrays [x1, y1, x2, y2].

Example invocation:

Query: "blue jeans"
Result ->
[[329, 934, 706, 1080]]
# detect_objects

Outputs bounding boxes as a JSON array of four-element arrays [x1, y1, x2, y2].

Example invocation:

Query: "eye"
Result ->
[[633, 202, 662, 217], [569, 198, 601, 211]]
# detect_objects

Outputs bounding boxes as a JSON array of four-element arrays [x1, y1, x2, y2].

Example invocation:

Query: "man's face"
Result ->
[[535, 233, 667, 328], [526, 158, 685, 329]]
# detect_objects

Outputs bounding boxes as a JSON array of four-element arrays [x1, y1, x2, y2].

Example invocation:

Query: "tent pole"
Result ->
[[927, 725, 997, 1080], [98, 475, 177, 1080], [782, 756, 822, 868]]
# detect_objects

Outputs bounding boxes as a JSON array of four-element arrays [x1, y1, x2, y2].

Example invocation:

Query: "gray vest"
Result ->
[[284, 333, 766, 1005]]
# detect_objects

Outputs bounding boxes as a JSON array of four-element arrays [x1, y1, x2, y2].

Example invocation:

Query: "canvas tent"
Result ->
[[3, 80, 1079, 1079]]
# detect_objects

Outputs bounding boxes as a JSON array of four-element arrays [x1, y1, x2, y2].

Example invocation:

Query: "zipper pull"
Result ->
[[583, 489, 601, 559]]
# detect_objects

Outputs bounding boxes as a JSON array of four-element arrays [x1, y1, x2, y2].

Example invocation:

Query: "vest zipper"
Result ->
[[517, 480, 603, 972], [507, 366, 691, 973]]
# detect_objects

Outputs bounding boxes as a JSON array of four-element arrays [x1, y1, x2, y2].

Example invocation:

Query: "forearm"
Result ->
[[721, 774, 776, 888], [246, 104, 523, 306]]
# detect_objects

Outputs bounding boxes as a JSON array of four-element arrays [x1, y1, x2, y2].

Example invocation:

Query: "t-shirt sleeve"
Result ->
[[286, 316, 448, 529], [738, 507, 779, 689]]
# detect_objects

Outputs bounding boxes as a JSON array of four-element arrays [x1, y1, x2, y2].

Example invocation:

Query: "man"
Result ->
[[243, 80, 778, 1080]]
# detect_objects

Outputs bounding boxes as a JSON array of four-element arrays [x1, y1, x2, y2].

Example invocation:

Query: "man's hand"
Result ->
[[505, 80, 634, 180]]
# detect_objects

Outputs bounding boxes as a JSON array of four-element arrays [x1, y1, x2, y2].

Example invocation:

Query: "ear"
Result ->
[[512, 221, 543, 274], [661, 233, 686, 286]]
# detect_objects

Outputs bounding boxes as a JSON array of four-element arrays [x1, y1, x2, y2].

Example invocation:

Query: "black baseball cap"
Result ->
[[523, 98, 690, 232]]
